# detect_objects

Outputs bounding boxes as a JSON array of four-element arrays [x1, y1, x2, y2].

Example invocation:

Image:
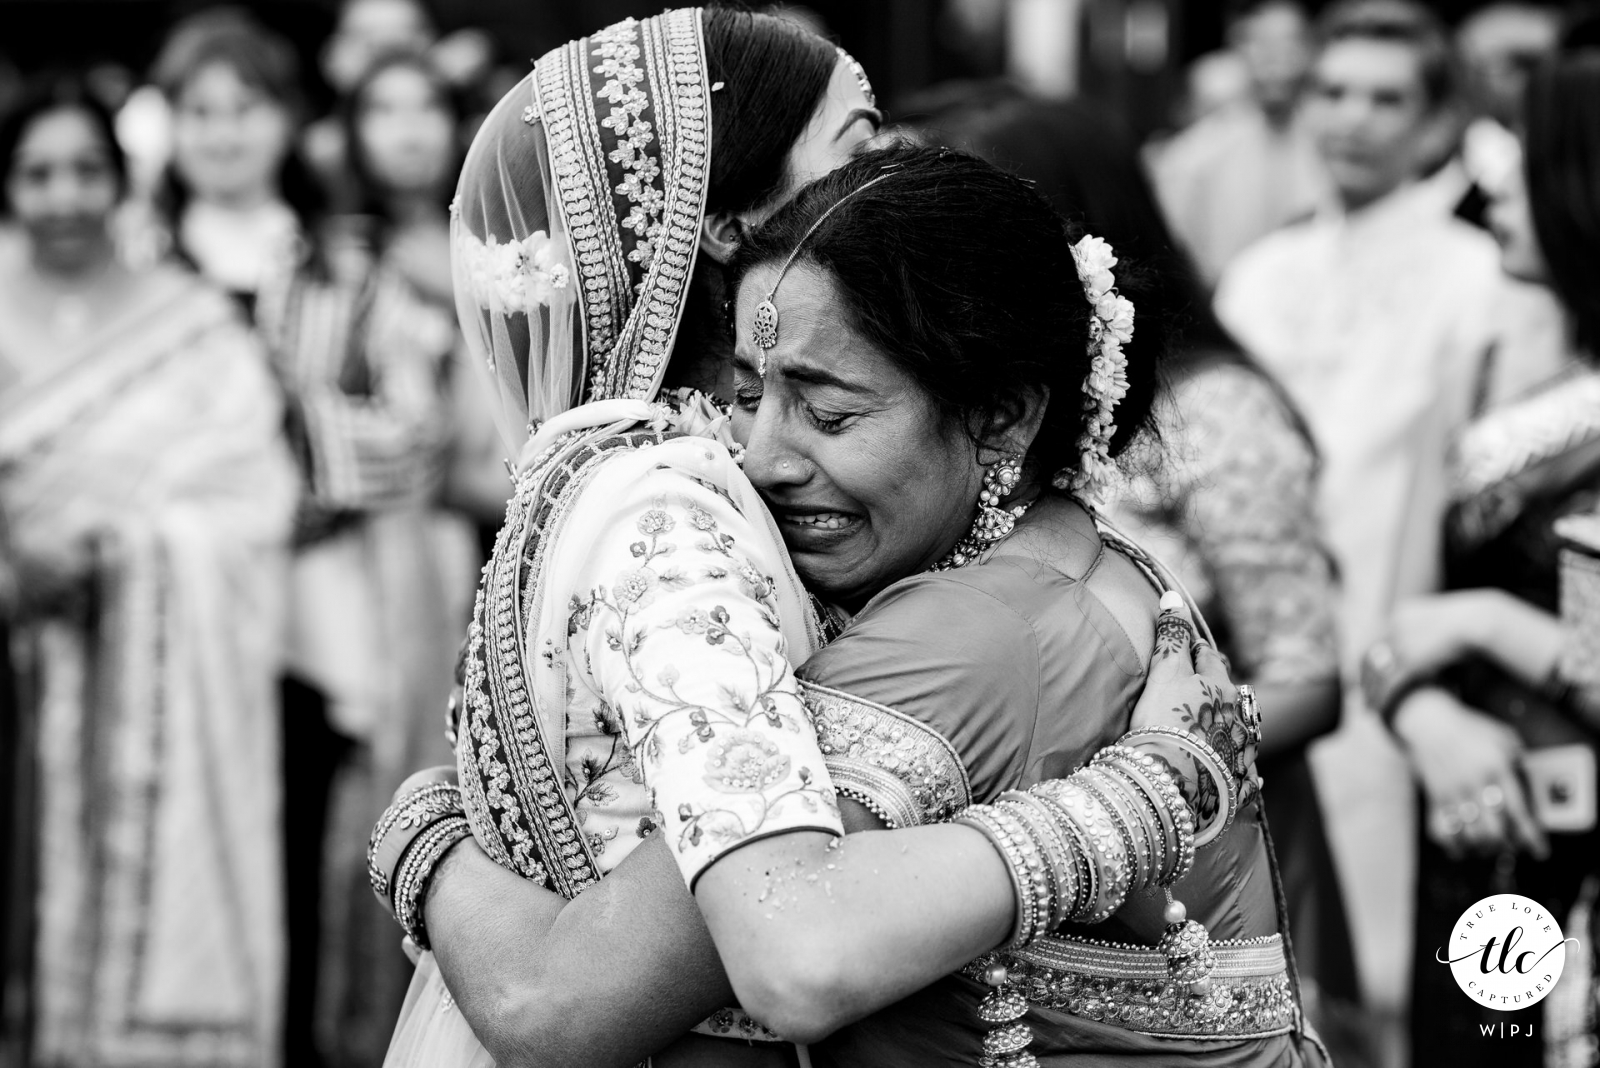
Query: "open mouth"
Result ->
[[773, 508, 861, 543]]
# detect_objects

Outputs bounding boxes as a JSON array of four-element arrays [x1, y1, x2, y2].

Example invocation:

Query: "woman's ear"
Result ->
[[977, 385, 1051, 464], [700, 211, 747, 264]]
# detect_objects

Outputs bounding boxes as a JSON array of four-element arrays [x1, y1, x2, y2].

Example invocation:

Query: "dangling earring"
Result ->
[[931, 453, 1031, 571]]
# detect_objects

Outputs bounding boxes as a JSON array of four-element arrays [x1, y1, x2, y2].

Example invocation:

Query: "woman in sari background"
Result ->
[[151, 14, 490, 1065], [1363, 29, 1600, 1068], [369, 22, 1316, 1057], [0, 74, 297, 1067]]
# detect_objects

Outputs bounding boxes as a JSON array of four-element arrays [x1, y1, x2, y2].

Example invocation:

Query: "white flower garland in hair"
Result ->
[[1059, 234, 1135, 505]]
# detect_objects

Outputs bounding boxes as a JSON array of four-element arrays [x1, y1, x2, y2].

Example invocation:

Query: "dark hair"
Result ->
[[910, 91, 1314, 449], [701, 7, 838, 216], [150, 8, 324, 225], [1523, 36, 1600, 355], [342, 49, 461, 220], [1316, 0, 1455, 107], [732, 142, 1163, 483], [670, 7, 841, 379], [0, 71, 126, 214]]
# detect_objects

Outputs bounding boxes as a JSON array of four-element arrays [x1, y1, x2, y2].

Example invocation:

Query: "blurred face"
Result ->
[[730, 262, 980, 607], [356, 63, 455, 196], [172, 62, 293, 207], [1486, 152, 1546, 283], [6, 107, 119, 273], [776, 58, 881, 213], [1234, 2, 1311, 111], [325, 0, 435, 94], [1304, 38, 1433, 207], [1459, 9, 1559, 126]]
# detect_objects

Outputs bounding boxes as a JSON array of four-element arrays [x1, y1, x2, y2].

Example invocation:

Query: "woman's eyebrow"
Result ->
[[780, 361, 876, 395], [832, 107, 883, 143]]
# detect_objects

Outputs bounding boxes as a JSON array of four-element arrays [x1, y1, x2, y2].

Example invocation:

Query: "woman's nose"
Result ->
[[741, 408, 808, 493]]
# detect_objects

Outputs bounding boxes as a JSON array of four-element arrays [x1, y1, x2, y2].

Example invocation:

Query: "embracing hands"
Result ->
[[1131, 593, 1262, 818]]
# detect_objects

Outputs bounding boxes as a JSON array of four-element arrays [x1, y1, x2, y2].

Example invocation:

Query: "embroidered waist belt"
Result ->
[[965, 933, 1295, 1041]]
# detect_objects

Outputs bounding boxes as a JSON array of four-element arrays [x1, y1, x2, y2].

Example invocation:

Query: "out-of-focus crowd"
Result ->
[[0, 4, 515, 1068], [1, 2, 1599, 1068]]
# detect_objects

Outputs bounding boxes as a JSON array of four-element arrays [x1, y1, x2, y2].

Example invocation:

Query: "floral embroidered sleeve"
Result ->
[[1165, 364, 1340, 684], [569, 443, 843, 887]]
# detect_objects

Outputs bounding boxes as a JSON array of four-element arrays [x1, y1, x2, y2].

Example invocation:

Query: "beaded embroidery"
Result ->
[[1449, 365, 1600, 547], [805, 681, 972, 828], [964, 933, 1296, 1041], [457, 430, 671, 895], [532, 9, 710, 406]]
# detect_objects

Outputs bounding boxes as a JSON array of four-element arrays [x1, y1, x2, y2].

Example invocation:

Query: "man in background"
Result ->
[[1152, 0, 1326, 284]]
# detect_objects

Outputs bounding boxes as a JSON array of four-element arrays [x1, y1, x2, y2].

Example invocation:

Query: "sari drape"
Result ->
[[0, 268, 298, 1068]]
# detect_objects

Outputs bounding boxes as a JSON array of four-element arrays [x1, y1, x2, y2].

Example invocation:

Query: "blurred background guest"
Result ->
[[1367, 23, 1600, 1067], [334, 47, 507, 562], [914, 92, 1370, 1067], [0, 70, 297, 1067], [1150, 0, 1326, 285], [151, 7, 316, 304], [149, 12, 488, 1067]]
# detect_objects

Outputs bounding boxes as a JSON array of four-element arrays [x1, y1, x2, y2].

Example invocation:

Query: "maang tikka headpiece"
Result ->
[[752, 170, 899, 369]]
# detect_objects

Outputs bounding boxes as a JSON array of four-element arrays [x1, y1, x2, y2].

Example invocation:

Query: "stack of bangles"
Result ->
[[955, 730, 1239, 950], [366, 775, 472, 951]]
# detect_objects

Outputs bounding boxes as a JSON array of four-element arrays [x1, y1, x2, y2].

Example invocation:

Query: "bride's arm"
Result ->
[[423, 831, 733, 1068]]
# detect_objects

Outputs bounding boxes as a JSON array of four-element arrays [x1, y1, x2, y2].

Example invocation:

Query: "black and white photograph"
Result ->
[[0, 2, 1596, 1067]]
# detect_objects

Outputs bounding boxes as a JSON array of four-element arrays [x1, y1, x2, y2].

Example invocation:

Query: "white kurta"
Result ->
[[1215, 180, 1503, 673]]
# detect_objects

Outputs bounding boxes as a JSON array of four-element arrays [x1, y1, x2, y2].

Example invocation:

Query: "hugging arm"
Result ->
[[418, 452, 1234, 1056], [422, 606, 1228, 1059]]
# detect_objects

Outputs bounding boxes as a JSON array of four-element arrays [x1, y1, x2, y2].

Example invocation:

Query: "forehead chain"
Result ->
[[752, 170, 898, 357]]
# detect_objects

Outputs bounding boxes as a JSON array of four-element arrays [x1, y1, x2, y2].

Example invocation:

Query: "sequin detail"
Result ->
[[534, 9, 710, 406], [964, 933, 1296, 1041], [805, 681, 972, 828]]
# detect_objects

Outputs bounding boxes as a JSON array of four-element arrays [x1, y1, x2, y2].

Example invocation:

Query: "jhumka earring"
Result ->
[[932, 454, 1031, 571]]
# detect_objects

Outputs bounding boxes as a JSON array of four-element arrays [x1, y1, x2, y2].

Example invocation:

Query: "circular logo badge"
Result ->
[[1440, 893, 1574, 1010]]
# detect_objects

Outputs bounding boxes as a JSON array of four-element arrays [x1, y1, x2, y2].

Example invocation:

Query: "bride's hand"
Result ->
[[1131, 593, 1261, 812]]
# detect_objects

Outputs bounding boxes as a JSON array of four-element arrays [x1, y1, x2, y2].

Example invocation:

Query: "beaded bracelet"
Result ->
[[1030, 779, 1124, 922], [956, 804, 1043, 948], [1090, 749, 1176, 882], [367, 781, 465, 905], [997, 799, 1058, 939], [998, 793, 1075, 933], [1123, 726, 1238, 846], [1100, 748, 1195, 883], [1079, 766, 1148, 892], [1077, 782, 1131, 921], [391, 814, 472, 950], [1025, 780, 1093, 922]]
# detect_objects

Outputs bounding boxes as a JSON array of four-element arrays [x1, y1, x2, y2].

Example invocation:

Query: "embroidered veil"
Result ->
[[450, 8, 711, 460]]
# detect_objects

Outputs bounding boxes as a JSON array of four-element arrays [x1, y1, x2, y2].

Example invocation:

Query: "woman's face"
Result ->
[[1486, 152, 1547, 284], [6, 107, 119, 273], [171, 61, 292, 207], [783, 58, 881, 194], [356, 63, 455, 197], [731, 262, 981, 607]]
